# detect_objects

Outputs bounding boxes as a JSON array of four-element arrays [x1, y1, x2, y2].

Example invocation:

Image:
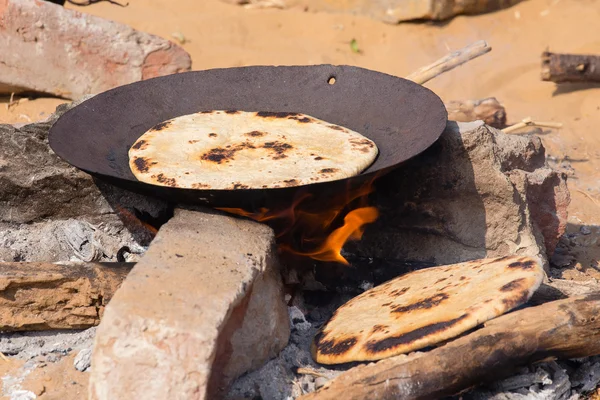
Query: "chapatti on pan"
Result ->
[[128, 110, 379, 190]]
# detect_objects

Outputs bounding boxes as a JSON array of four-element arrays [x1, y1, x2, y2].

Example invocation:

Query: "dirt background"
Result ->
[[1, 0, 600, 398]]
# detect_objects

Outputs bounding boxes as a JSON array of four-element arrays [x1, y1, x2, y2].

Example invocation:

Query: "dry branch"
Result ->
[[0, 261, 133, 331], [445, 97, 506, 128], [502, 117, 562, 134], [406, 41, 491, 85], [541, 51, 600, 83], [300, 295, 600, 400]]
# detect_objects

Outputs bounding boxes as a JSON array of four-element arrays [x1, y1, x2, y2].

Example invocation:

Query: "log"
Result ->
[[0, 262, 133, 331], [445, 98, 506, 128], [406, 41, 491, 85], [541, 51, 600, 83], [299, 294, 600, 400]]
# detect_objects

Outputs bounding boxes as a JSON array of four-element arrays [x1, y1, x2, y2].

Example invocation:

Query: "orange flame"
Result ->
[[217, 175, 380, 264], [280, 207, 378, 264]]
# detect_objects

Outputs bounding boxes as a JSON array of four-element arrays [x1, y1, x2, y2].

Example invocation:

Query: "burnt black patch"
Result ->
[[133, 157, 155, 173], [225, 110, 239, 114], [200, 110, 213, 114], [152, 121, 171, 131], [365, 314, 469, 354], [501, 290, 530, 309], [507, 260, 536, 270], [489, 256, 510, 264], [320, 168, 338, 174], [435, 278, 448, 284], [500, 278, 526, 292], [201, 142, 256, 164], [209, 133, 217, 137], [290, 116, 312, 123], [283, 179, 298, 187], [262, 141, 293, 160], [245, 130, 266, 137], [132, 140, 147, 150], [232, 183, 250, 189], [314, 156, 324, 160], [460, 276, 467, 281], [328, 125, 345, 131], [191, 183, 210, 189], [372, 324, 388, 333], [350, 138, 374, 147], [188, 140, 200, 144], [256, 111, 299, 118], [390, 287, 409, 296], [392, 293, 449, 314], [201, 147, 236, 164], [315, 335, 358, 356], [153, 173, 177, 187]]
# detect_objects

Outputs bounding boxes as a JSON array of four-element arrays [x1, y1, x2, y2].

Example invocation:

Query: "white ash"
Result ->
[[0, 327, 96, 363], [2, 360, 37, 400], [227, 293, 351, 399], [461, 357, 600, 399], [0, 218, 143, 263], [73, 348, 93, 372]]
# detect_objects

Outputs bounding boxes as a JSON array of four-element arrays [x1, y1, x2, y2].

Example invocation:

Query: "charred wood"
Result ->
[[541, 51, 600, 83]]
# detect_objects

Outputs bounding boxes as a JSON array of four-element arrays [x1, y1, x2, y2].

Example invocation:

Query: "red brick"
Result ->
[[0, 0, 191, 99]]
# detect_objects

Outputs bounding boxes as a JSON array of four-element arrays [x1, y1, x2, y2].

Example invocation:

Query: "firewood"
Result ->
[[445, 98, 506, 128], [541, 51, 600, 83], [299, 294, 600, 400], [406, 41, 491, 85], [0, 262, 133, 331], [502, 116, 563, 134]]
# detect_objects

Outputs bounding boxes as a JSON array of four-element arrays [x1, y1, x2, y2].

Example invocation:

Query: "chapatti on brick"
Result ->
[[128, 110, 378, 190], [312, 256, 544, 364]]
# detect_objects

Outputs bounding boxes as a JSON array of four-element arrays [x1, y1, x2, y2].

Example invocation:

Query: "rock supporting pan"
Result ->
[[49, 65, 447, 208]]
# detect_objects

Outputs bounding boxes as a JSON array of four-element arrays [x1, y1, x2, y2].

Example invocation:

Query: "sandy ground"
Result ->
[[1, 0, 600, 398]]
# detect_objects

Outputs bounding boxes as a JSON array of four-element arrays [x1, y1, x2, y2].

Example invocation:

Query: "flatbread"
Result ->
[[312, 256, 544, 364], [128, 110, 378, 190]]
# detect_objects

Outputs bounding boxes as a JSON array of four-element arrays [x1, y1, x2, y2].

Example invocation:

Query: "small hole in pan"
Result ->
[[328, 76, 336, 85]]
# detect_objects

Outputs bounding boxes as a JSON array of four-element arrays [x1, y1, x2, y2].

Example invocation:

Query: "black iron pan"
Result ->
[[49, 65, 447, 209]]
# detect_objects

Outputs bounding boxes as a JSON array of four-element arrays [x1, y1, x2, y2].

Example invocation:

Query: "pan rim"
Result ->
[[49, 64, 447, 198]]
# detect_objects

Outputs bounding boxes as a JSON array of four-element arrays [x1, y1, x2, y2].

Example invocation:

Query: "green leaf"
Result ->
[[350, 38, 360, 54]]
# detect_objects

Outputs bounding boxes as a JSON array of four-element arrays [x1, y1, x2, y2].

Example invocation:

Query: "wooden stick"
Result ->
[[0, 262, 133, 331], [502, 117, 563, 134], [406, 41, 491, 85], [299, 295, 600, 400], [542, 51, 600, 83], [445, 97, 506, 128]]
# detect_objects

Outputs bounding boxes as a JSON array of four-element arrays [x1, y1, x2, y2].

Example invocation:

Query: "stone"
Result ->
[[0, 262, 132, 331], [347, 121, 569, 269], [0, 0, 191, 99], [74, 348, 92, 372], [221, 0, 524, 23], [89, 208, 290, 400], [0, 99, 169, 262]]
